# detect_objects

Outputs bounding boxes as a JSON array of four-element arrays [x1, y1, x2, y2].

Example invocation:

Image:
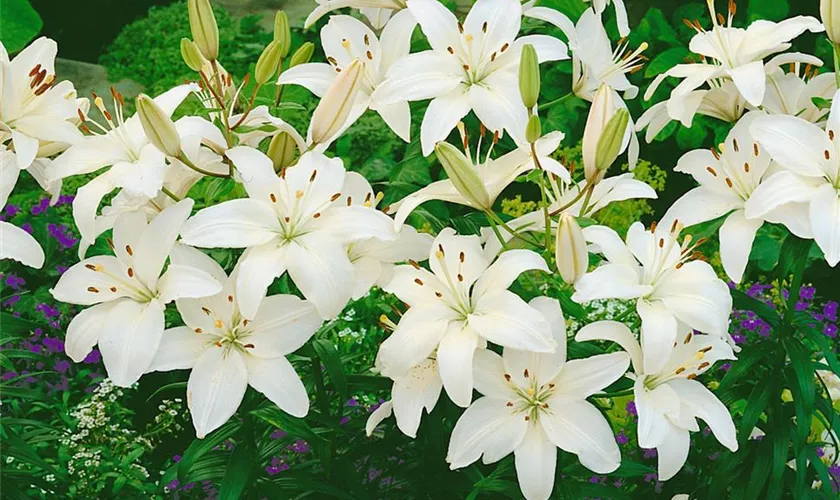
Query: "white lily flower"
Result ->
[[304, 0, 407, 29], [378, 228, 556, 407], [365, 357, 443, 438], [46, 84, 199, 249], [638, 55, 828, 143], [747, 89, 840, 266], [372, 0, 568, 155], [643, 1, 823, 110], [447, 298, 628, 500], [481, 172, 657, 258], [0, 150, 56, 268], [51, 200, 222, 387], [280, 11, 417, 143], [817, 358, 840, 403], [576, 322, 738, 481], [571, 221, 733, 373], [586, 0, 630, 37], [388, 130, 567, 229], [339, 171, 434, 298], [524, 8, 645, 101], [147, 245, 324, 438], [662, 111, 813, 283], [229, 105, 306, 151], [180, 147, 398, 320], [582, 84, 639, 181], [0, 37, 84, 170]]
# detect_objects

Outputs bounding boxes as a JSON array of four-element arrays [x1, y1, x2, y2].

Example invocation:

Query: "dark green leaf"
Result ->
[[219, 442, 254, 500], [0, 0, 42, 53], [312, 338, 348, 401]]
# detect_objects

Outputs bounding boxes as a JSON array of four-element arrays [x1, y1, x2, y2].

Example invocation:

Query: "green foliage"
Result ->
[[0, 0, 42, 53]]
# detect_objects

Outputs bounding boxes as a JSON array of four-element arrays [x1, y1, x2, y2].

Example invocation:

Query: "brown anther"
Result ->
[[650, 221, 658, 232], [202, 307, 212, 315], [127, 267, 134, 278], [675, 262, 684, 269], [710, 147, 720, 160], [103, 109, 113, 121], [459, 251, 465, 263], [684, 332, 692, 343], [482, 21, 488, 32], [313, 212, 321, 218], [409, 259, 421, 270], [434, 291, 443, 298], [728, 0, 737, 15], [77, 109, 86, 122], [717, 13, 725, 24], [366, 50, 373, 60], [284, 216, 291, 223], [492, 130, 500, 144], [500, 42, 509, 52], [744, 162, 750, 173], [87, 287, 99, 293], [364, 34, 370, 45], [447, 46, 455, 54], [457, 22, 464, 33], [670, 218, 679, 233], [698, 361, 710, 369], [725, 177, 734, 188], [658, 238, 665, 248], [541, 403, 549, 409], [28, 64, 41, 77], [33, 81, 53, 96], [330, 192, 342, 202], [548, 383, 555, 388], [699, 346, 713, 353], [463, 64, 470, 71], [85, 264, 97, 270], [227, 73, 233, 86], [506, 401, 514, 407], [215, 341, 223, 347], [125, 244, 133, 256], [414, 278, 424, 286], [753, 143, 760, 156], [490, 52, 497, 61], [504, 373, 511, 381], [243, 343, 255, 349], [683, 18, 696, 29], [32, 69, 46, 88], [327, 56, 338, 65], [732, 138, 739, 152], [195, 328, 203, 334], [346, 196, 353, 206], [270, 193, 277, 203], [228, 295, 234, 303], [457, 273, 464, 282], [825, 150, 831, 160], [243, 320, 249, 327], [675, 367, 686, 374], [524, 415, 530, 421], [687, 373, 698, 380], [831, 130, 836, 141], [80, 124, 92, 134], [523, 369, 530, 378], [438, 243, 445, 255], [109, 286, 117, 293]]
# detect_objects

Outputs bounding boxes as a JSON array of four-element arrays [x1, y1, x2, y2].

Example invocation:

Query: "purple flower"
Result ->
[[83, 349, 101, 364], [289, 439, 309, 454], [824, 323, 838, 338], [626, 401, 637, 418], [42, 337, 64, 354], [800, 286, 816, 301], [825, 302, 838, 321], [616, 430, 628, 445], [21, 223, 33, 234], [5, 205, 20, 217], [3, 295, 21, 308], [346, 397, 360, 407], [54, 360, 70, 373], [643, 448, 657, 459], [30, 198, 50, 215], [271, 429, 287, 440], [4, 274, 25, 289]]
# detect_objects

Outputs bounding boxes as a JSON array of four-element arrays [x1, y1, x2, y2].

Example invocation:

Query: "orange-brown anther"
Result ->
[[88, 287, 99, 293], [706, 166, 718, 176]]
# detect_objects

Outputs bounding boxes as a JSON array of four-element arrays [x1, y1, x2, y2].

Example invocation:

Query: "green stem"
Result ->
[[596, 388, 634, 399], [578, 183, 596, 216], [833, 43, 840, 89], [538, 92, 575, 111], [549, 183, 594, 216], [178, 152, 229, 178], [231, 83, 262, 130], [484, 210, 511, 251], [487, 210, 543, 248], [160, 186, 181, 202], [532, 142, 553, 252], [782, 241, 811, 327]]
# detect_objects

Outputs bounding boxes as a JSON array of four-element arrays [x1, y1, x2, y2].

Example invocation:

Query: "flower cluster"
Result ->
[[3, 0, 840, 498]]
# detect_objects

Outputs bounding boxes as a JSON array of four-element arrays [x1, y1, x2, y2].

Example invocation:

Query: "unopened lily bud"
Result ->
[[435, 142, 491, 210], [136, 94, 181, 157], [267, 131, 297, 171], [583, 85, 630, 184], [519, 44, 540, 109], [255, 41, 283, 85], [310, 59, 363, 146], [180, 38, 205, 72], [525, 114, 541, 144], [823, 0, 840, 44], [188, 0, 219, 61], [274, 11, 291, 58], [555, 213, 588, 284], [595, 108, 629, 173], [289, 42, 315, 68]]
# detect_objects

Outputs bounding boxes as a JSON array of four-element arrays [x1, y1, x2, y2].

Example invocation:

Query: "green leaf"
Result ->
[[784, 339, 815, 444], [249, 406, 326, 445], [747, 0, 789, 22], [775, 234, 812, 281], [312, 338, 348, 401], [177, 421, 242, 480], [645, 47, 691, 77], [0, 0, 42, 53], [731, 289, 779, 327], [219, 442, 254, 500], [738, 379, 773, 445], [0, 313, 41, 337]]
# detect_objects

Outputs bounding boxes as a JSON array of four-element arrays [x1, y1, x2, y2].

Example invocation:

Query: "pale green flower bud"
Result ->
[[435, 142, 491, 210], [188, 0, 219, 61], [310, 59, 363, 146], [525, 114, 542, 144], [255, 41, 283, 85], [519, 44, 540, 109], [180, 38, 205, 72], [595, 108, 629, 173], [136, 94, 181, 157], [554, 213, 588, 284], [267, 131, 298, 171], [289, 42, 315, 68], [274, 11, 291, 58]]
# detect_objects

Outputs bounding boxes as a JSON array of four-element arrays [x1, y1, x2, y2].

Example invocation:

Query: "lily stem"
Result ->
[[538, 92, 575, 111], [178, 152, 229, 178], [160, 186, 181, 202], [549, 182, 594, 216], [231, 83, 262, 130]]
